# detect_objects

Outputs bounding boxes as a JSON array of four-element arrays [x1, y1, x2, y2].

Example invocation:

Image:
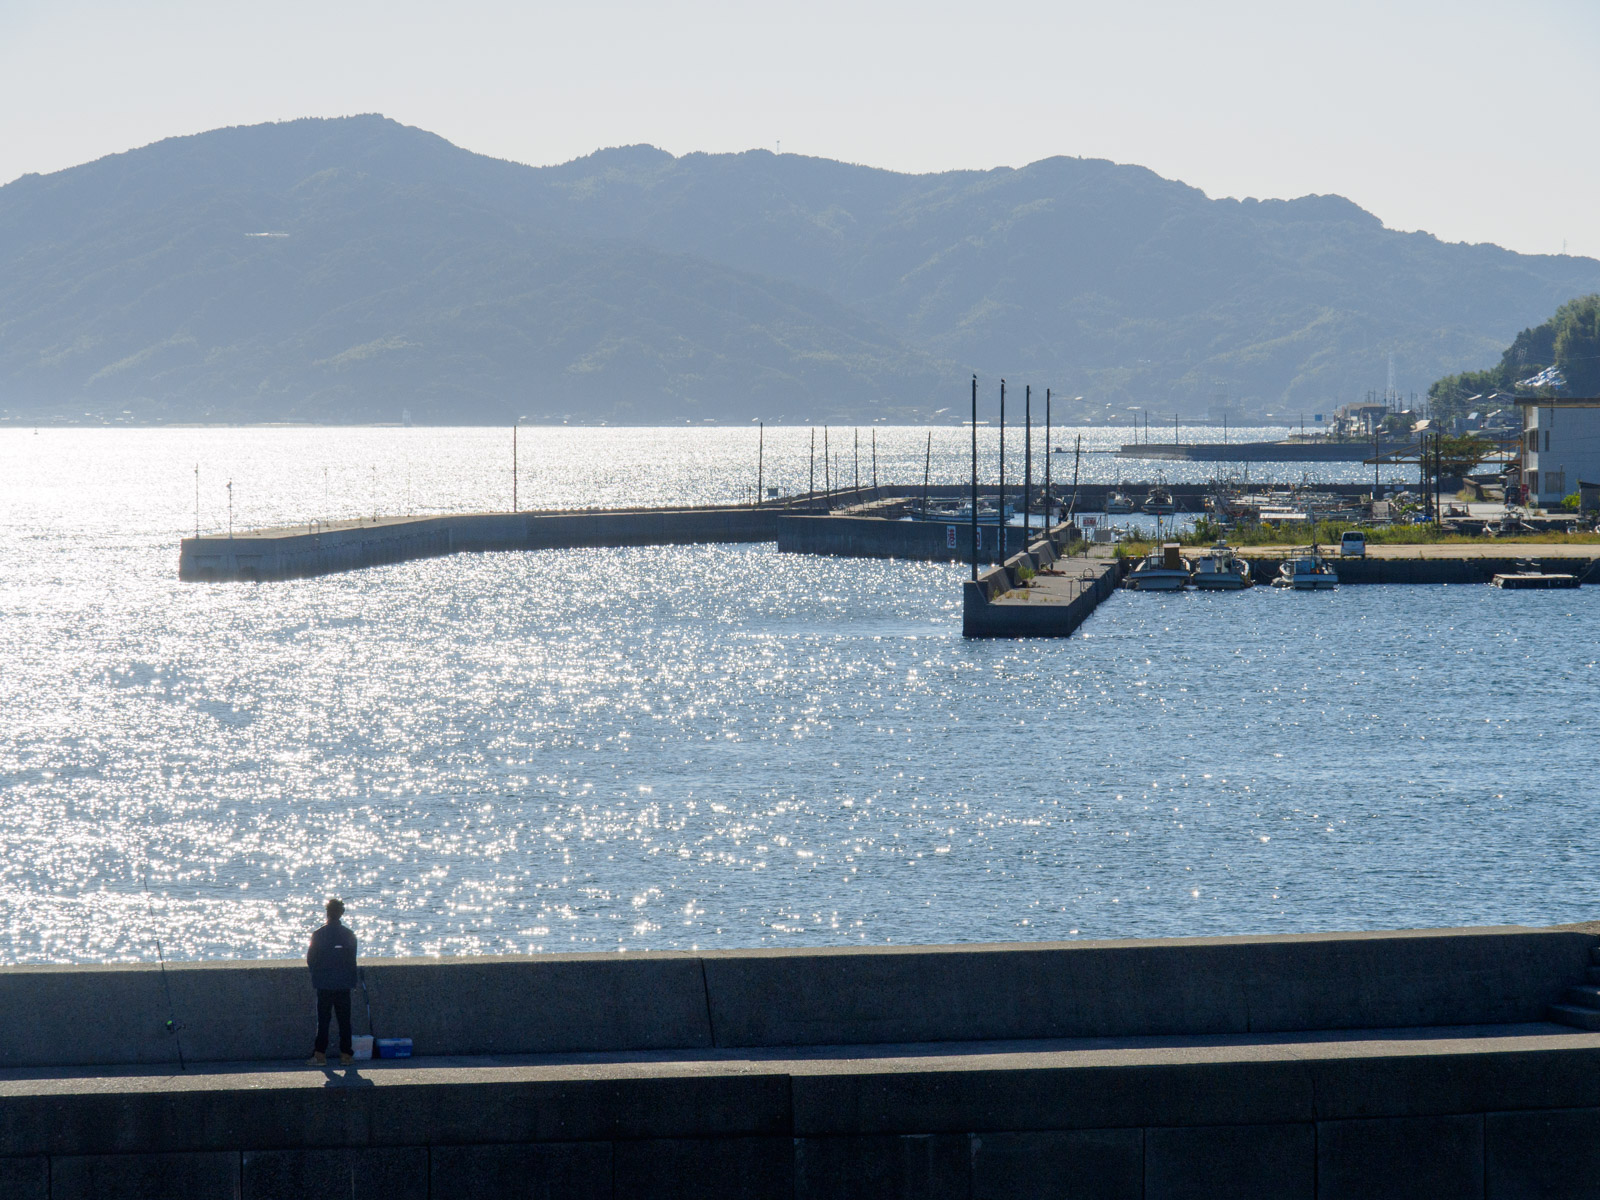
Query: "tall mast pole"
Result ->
[[1044, 389, 1052, 526], [922, 430, 932, 518], [970, 376, 979, 579], [757, 421, 764, 507], [1024, 385, 1032, 540], [809, 427, 816, 509], [998, 380, 1006, 560]]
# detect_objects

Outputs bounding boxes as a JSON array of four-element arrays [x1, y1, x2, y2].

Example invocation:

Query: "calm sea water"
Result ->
[[0, 426, 1592, 964]]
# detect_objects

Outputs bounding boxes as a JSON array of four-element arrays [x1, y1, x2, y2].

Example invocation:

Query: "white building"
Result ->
[[1519, 398, 1600, 506]]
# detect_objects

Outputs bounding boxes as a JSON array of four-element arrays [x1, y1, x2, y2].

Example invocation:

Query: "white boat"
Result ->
[[1125, 542, 1192, 591], [1190, 543, 1252, 590], [1271, 548, 1339, 590], [1105, 487, 1135, 515]]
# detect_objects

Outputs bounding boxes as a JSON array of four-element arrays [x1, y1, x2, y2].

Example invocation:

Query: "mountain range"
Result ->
[[3, 115, 1598, 424]]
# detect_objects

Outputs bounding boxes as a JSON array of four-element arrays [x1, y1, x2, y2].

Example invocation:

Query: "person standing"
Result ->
[[306, 897, 358, 1066]]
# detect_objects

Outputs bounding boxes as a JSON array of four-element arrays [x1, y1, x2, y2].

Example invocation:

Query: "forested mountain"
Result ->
[[2, 115, 1598, 423]]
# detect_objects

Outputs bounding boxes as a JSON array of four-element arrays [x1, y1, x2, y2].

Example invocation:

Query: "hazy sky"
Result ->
[[3, 0, 1596, 258]]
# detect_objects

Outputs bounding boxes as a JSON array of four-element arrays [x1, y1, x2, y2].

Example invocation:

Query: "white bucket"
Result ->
[[351, 1035, 374, 1061]]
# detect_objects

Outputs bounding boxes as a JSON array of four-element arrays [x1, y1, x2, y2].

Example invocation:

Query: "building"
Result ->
[[1518, 398, 1600, 506]]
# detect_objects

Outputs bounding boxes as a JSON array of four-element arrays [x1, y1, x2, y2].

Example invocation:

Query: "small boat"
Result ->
[[1142, 485, 1177, 515], [1125, 542, 1192, 591], [1105, 486, 1135, 515], [1190, 542, 1252, 590], [1272, 547, 1339, 590]]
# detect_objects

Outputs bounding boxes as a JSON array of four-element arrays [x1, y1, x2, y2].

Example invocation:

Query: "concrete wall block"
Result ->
[[0, 966, 178, 1068], [372, 1073, 791, 1147], [1144, 1123, 1313, 1200], [0, 1156, 47, 1200], [971, 1128, 1142, 1200], [792, 1058, 1313, 1136], [702, 929, 1594, 1050], [1309, 1044, 1600, 1121], [794, 1133, 969, 1200], [1316, 1114, 1483, 1200], [0, 1084, 373, 1158], [613, 1136, 791, 1200], [702, 941, 1251, 1046], [50, 1151, 241, 1200], [429, 1142, 612, 1200], [1486, 1108, 1600, 1200], [241, 1146, 427, 1200], [356, 954, 713, 1055]]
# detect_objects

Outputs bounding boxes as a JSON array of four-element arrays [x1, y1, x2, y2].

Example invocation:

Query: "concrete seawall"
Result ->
[[1244, 552, 1600, 585], [776, 514, 1032, 564], [3, 927, 1599, 1198], [3, 926, 1589, 1070], [179, 507, 794, 582]]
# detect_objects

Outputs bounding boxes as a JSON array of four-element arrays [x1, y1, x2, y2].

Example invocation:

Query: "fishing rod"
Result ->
[[142, 869, 186, 1071]]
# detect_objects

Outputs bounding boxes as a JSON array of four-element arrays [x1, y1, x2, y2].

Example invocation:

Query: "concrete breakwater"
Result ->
[[2, 927, 1599, 1199], [178, 505, 797, 582], [963, 537, 1123, 639]]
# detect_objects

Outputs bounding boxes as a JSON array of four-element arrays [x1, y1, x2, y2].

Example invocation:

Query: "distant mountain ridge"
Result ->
[[2, 114, 1598, 423]]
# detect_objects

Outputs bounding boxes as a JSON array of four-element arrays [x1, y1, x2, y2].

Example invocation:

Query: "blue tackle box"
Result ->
[[374, 1037, 413, 1059]]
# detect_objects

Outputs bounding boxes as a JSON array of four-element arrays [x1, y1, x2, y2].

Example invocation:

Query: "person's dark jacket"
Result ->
[[307, 921, 358, 991]]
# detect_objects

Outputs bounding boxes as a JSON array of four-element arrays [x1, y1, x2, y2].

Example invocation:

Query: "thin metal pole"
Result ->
[[227, 480, 233, 538], [757, 421, 764, 507], [824, 426, 830, 508], [970, 376, 979, 579], [809, 427, 816, 509], [854, 428, 860, 496], [1071, 435, 1082, 518], [1044, 389, 1053, 527], [922, 430, 932, 518], [998, 380, 1006, 559], [1024, 385, 1033, 540], [871, 429, 877, 496], [512, 425, 518, 513], [194, 464, 199, 538]]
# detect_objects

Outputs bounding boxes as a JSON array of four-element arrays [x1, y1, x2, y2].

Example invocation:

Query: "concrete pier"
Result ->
[[1240, 543, 1600, 585], [2, 927, 1599, 1198], [179, 505, 798, 582], [962, 536, 1122, 639]]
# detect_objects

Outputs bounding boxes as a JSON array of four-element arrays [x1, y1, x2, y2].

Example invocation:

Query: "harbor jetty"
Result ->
[[1115, 439, 1403, 462], [3, 926, 1600, 1198]]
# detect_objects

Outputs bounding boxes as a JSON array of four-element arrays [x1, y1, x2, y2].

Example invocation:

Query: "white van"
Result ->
[[1339, 531, 1367, 558]]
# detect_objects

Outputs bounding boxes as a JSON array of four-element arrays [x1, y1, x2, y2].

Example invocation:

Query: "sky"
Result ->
[[2, 0, 1596, 259]]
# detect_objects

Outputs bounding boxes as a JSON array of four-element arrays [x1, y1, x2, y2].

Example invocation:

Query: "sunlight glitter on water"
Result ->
[[0, 428, 1594, 963]]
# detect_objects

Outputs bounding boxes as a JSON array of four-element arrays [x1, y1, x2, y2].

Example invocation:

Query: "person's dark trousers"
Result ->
[[314, 988, 354, 1055]]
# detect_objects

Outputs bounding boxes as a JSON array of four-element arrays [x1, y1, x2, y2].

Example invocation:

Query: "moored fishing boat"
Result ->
[[1190, 542, 1252, 590], [1271, 546, 1339, 590], [1125, 542, 1192, 591]]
